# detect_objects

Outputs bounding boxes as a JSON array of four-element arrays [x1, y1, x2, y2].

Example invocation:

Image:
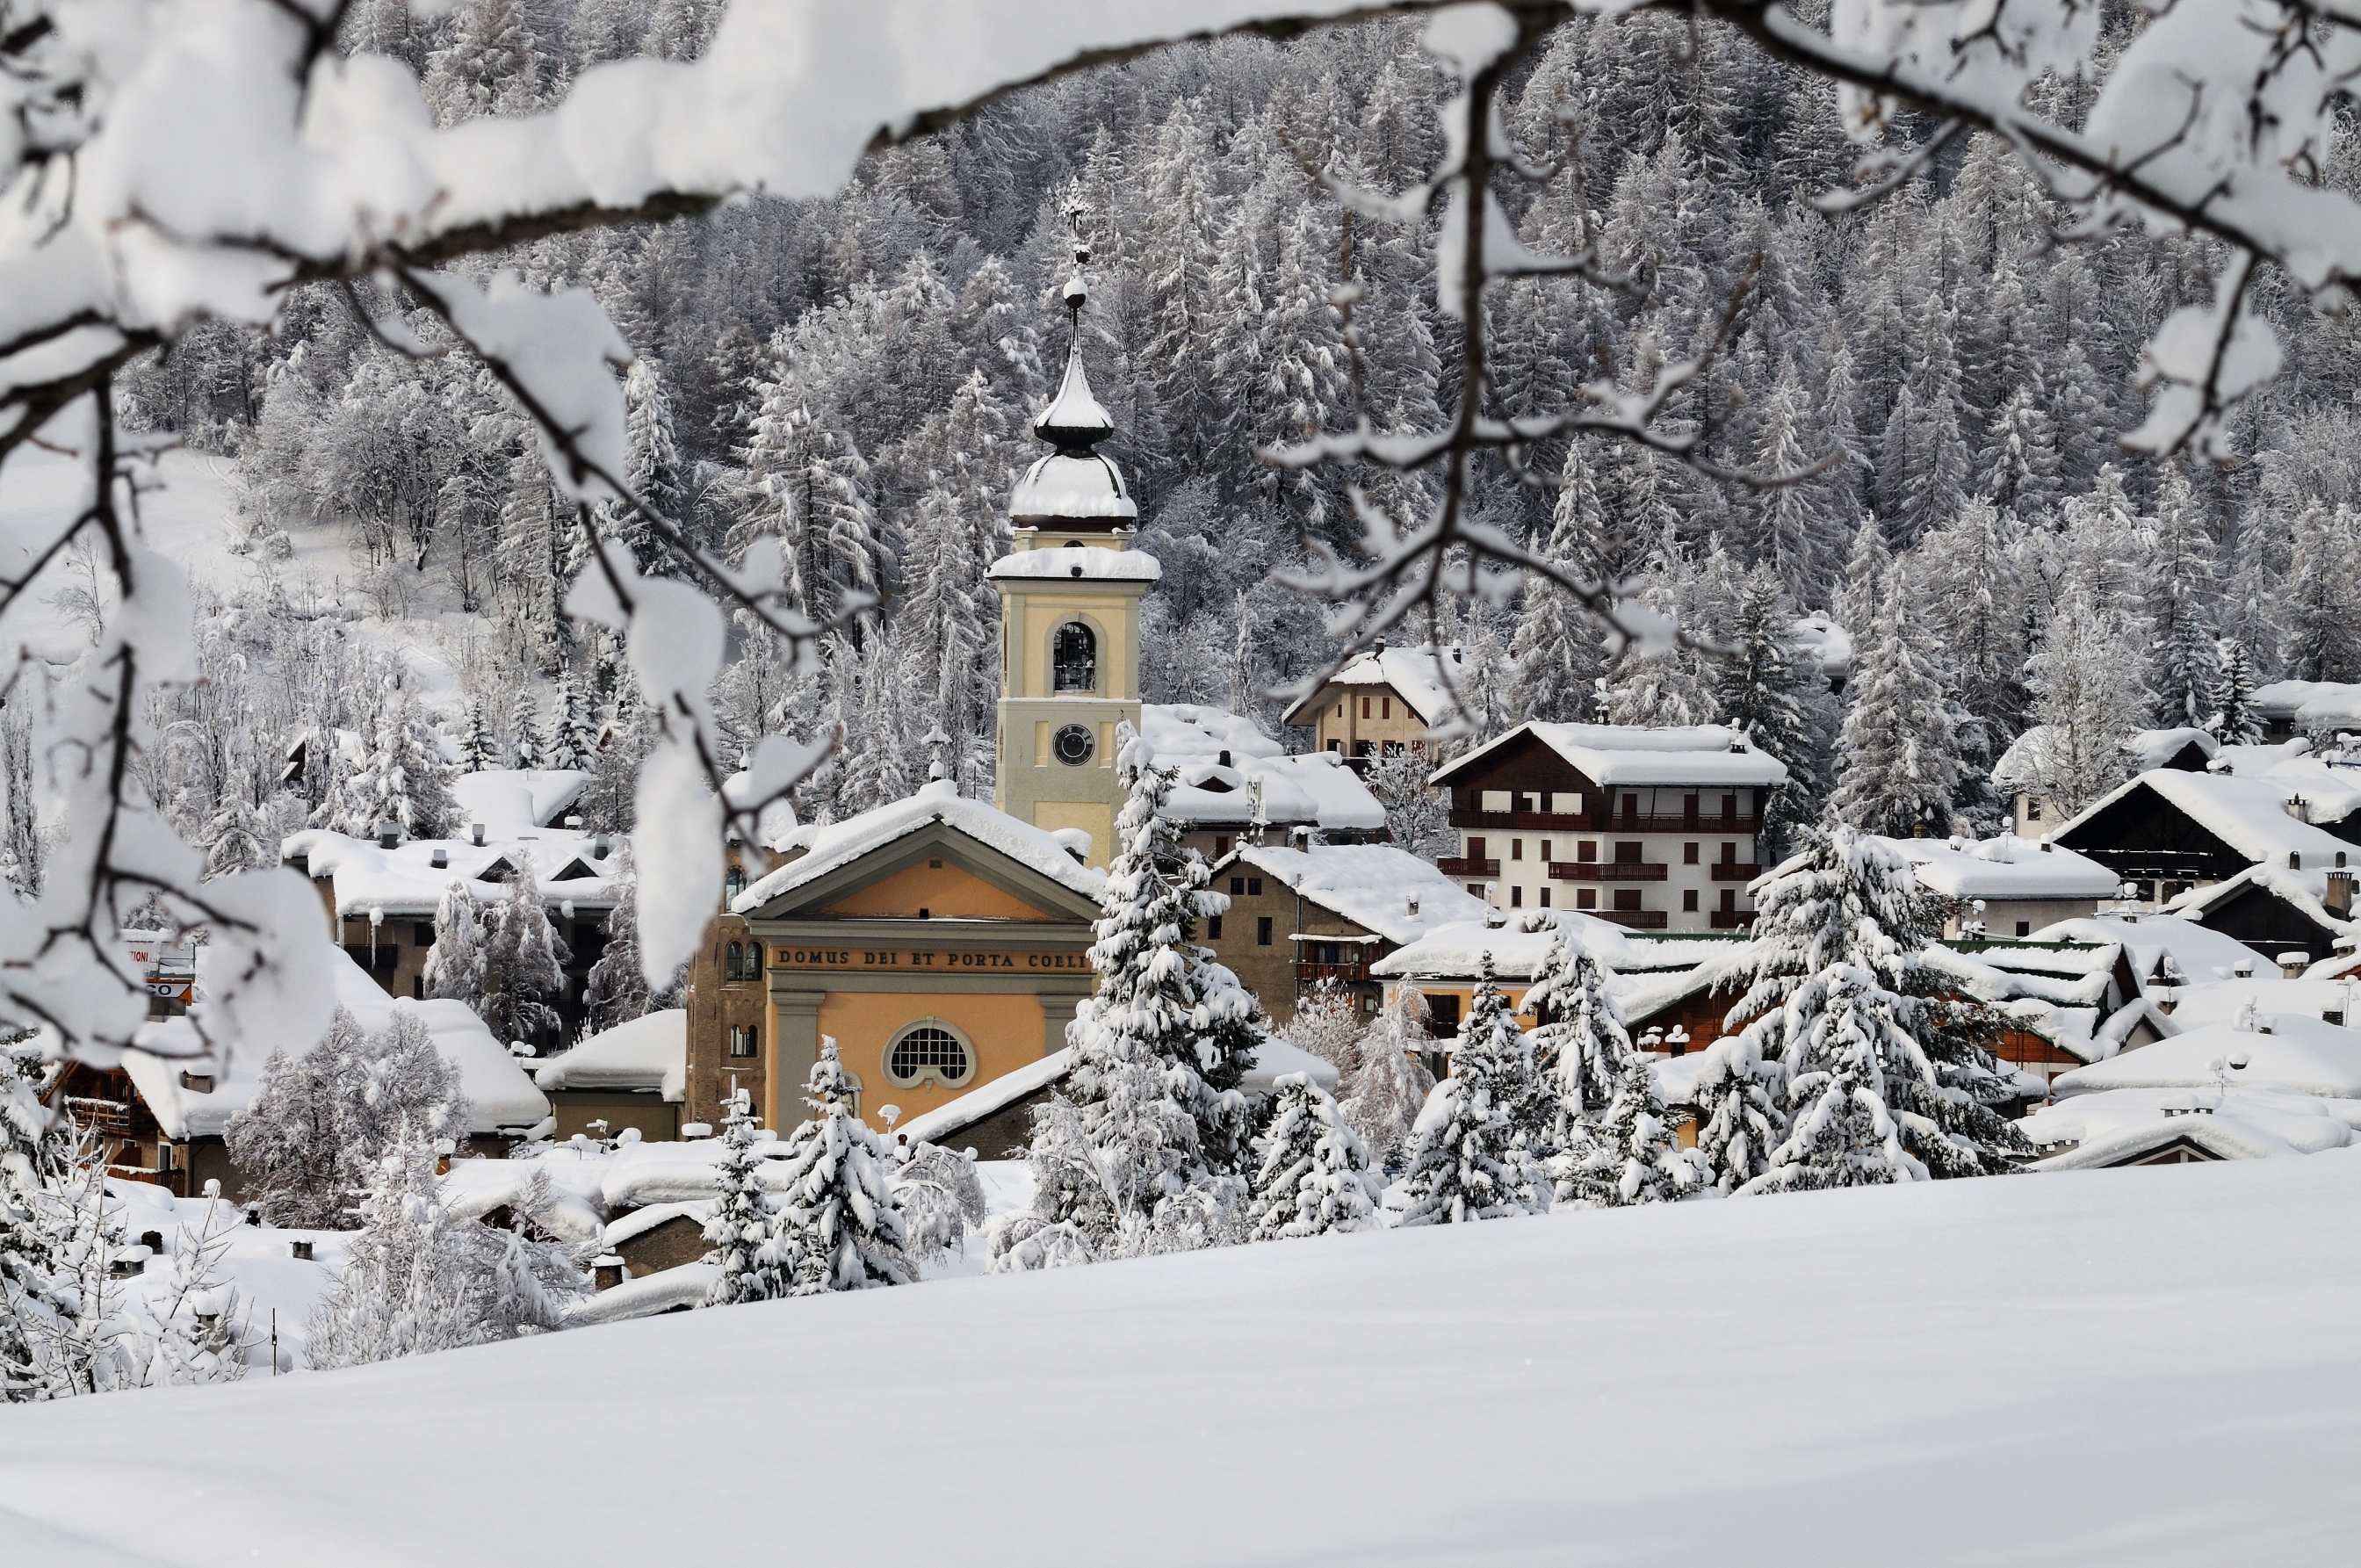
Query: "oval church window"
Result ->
[[1052, 621, 1097, 692], [886, 1022, 973, 1088]]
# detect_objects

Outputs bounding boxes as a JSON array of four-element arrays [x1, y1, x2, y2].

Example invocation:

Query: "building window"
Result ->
[[1721, 842, 1736, 863], [1511, 839, 1524, 861], [1382, 697, 1391, 719], [1577, 888, 1596, 910], [885, 1022, 975, 1089], [1613, 889, 1643, 912], [1361, 697, 1371, 719], [1215, 836, 1231, 857], [1719, 888, 1736, 912], [2016, 921, 2031, 936], [727, 1023, 760, 1058], [1053, 724, 1095, 766], [1539, 841, 1551, 863], [1247, 878, 1263, 896], [725, 941, 744, 980], [1684, 842, 1699, 864], [1425, 994, 1462, 1035], [1539, 887, 1551, 908], [724, 864, 747, 900], [1053, 621, 1098, 692], [1257, 917, 1273, 946], [1208, 915, 1224, 940], [1327, 739, 1342, 753], [1683, 889, 1700, 912], [1614, 842, 1643, 863], [1511, 885, 1524, 907], [1578, 841, 1596, 863]]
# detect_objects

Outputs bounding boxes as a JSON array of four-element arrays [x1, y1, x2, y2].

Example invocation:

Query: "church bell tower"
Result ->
[[987, 238, 1159, 870]]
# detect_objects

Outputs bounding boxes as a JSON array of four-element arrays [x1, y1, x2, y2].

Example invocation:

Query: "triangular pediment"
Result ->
[[744, 818, 1101, 926]]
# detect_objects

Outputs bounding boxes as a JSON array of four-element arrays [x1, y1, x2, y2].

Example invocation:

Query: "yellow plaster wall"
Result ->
[[813, 989, 1052, 1129], [1014, 590, 1137, 699], [1032, 800, 1115, 869], [821, 859, 1051, 921]]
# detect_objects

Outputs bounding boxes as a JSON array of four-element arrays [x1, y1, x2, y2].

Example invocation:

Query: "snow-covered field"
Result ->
[[7, 1155, 2358, 1566]]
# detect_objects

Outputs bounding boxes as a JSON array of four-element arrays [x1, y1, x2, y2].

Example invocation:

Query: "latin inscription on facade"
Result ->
[[772, 948, 1089, 972]]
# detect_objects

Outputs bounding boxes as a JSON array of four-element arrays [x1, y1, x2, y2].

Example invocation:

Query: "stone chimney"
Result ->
[[2328, 870, 2355, 920]]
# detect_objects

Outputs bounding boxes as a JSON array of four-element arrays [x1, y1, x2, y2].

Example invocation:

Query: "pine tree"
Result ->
[[772, 1041, 911, 1294], [1509, 463, 1609, 724], [423, 879, 489, 1015], [509, 690, 544, 770], [421, 0, 545, 125], [2285, 502, 2361, 683], [2209, 638, 2264, 743], [1521, 921, 1633, 1159], [1689, 1026, 1785, 1194], [2023, 591, 2155, 817], [2147, 464, 2220, 727], [732, 369, 881, 624], [702, 1089, 793, 1305], [1339, 986, 1436, 1170], [1248, 1073, 1381, 1240], [1975, 383, 2061, 517], [1828, 565, 1963, 836], [479, 871, 568, 1053], [458, 697, 495, 773], [546, 673, 596, 772], [1400, 958, 1542, 1225], [610, 358, 685, 573], [1563, 1057, 1696, 1207]]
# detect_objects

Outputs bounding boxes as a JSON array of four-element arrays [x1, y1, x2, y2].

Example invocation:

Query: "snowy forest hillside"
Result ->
[[105, 0, 2361, 853]]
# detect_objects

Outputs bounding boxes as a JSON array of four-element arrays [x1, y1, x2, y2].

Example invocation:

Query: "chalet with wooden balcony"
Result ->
[[1426, 723, 1789, 934], [2047, 768, 2361, 911], [1202, 844, 1491, 1024], [1282, 643, 1456, 761]]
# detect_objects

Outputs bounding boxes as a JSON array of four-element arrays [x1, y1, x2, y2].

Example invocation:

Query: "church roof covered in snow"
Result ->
[[733, 780, 1107, 914], [1007, 452, 1138, 523], [1430, 722, 1790, 790]]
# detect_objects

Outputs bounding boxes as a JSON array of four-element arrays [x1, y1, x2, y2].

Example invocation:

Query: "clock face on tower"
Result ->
[[1052, 724, 1095, 766]]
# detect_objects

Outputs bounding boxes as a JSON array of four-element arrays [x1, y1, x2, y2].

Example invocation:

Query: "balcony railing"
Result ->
[[1548, 861, 1668, 883], [1436, 857, 1499, 878], [1295, 962, 1373, 985], [1710, 909, 1758, 929], [1709, 862, 1761, 881], [63, 1096, 134, 1134], [1598, 908, 1669, 930], [1451, 809, 1762, 835]]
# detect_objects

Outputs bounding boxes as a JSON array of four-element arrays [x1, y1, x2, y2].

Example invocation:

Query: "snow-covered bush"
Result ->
[[890, 1140, 986, 1269], [1556, 1059, 1700, 1209], [1249, 1073, 1381, 1239], [1280, 979, 1366, 1080]]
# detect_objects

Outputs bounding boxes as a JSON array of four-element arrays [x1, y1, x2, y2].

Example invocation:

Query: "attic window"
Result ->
[[476, 857, 516, 883], [546, 858, 595, 882]]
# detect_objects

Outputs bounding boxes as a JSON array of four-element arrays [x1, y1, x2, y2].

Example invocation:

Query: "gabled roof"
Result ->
[[1428, 722, 1789, 790], [2162, 863, 2356, 947], [1879, 834, 2119, 900], [2054, 1014, 2361, 1099], [2051, 770, 2361, 869], [1281, 646, 1458, 727], [1222, 845, 1491, 945], [283, 827, 624, 919], [733, 780, 1106, 917], [1143, 705, 1388, 833], [535, 1008, 686, 1102]]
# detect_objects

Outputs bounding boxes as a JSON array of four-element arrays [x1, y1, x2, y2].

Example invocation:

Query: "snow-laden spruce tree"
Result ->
[[771, 1040, 909, 1295], [1522, 918, 1633, 1145], [1688, 1026, 1785, 1195], [1063, 724, 1260, 1187], [336, 695, 458, 841], [986, 1098, 1113, 1272], [546, 673, 596, 772], [703, 1089, 792, 1305], [1561, 1058, 1699, 1208], [1249, 1073, 1382, 1240], [2210, 639, 2264, 744], [422, 879, 489, 1014], [1828, 563, 1963, 837], [307, 1126, 585, 1368], [508, 690, 544, 770], [479, 866, 569, 1053], [1715, 829, 2026, 1194], [458, 697, 495, 773], [226, 1008, 473, 1229], [2022, 590, 2156, 817], [1340, 986, 1436, 1172], [1400, 959, 1542, 1225], [1709, 569, 1819, 856]]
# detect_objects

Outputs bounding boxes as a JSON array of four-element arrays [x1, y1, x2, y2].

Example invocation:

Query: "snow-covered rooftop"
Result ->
[[2161, 863, 2357, 944], [2053, 1014, 2361, 1100], [2032, 914, 2275, 985], [1880, 834, 2119, 901], [985, 540, 1158, 581], [2167, 978, 2361, 1032], [284, 825, 625, 920], [2055, 770, 2361, 870], [534, 1008, 686, 1102], [1281, 644, 1458, 728], [1788, 614, 1852, 683], [119, 946, 549, 1139], [1226, 844, 1491, 946], [2125, 726, 2218, 771], [2255, 679, 2361, 728], [1141, 705, 1387, 834], [2027, 1086, 2357, 1166], [449, 768, 591, 831], [1005, 454, 1139, 524], [1431, 722, 1790, 790], [733, 779, 1106, 914]]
